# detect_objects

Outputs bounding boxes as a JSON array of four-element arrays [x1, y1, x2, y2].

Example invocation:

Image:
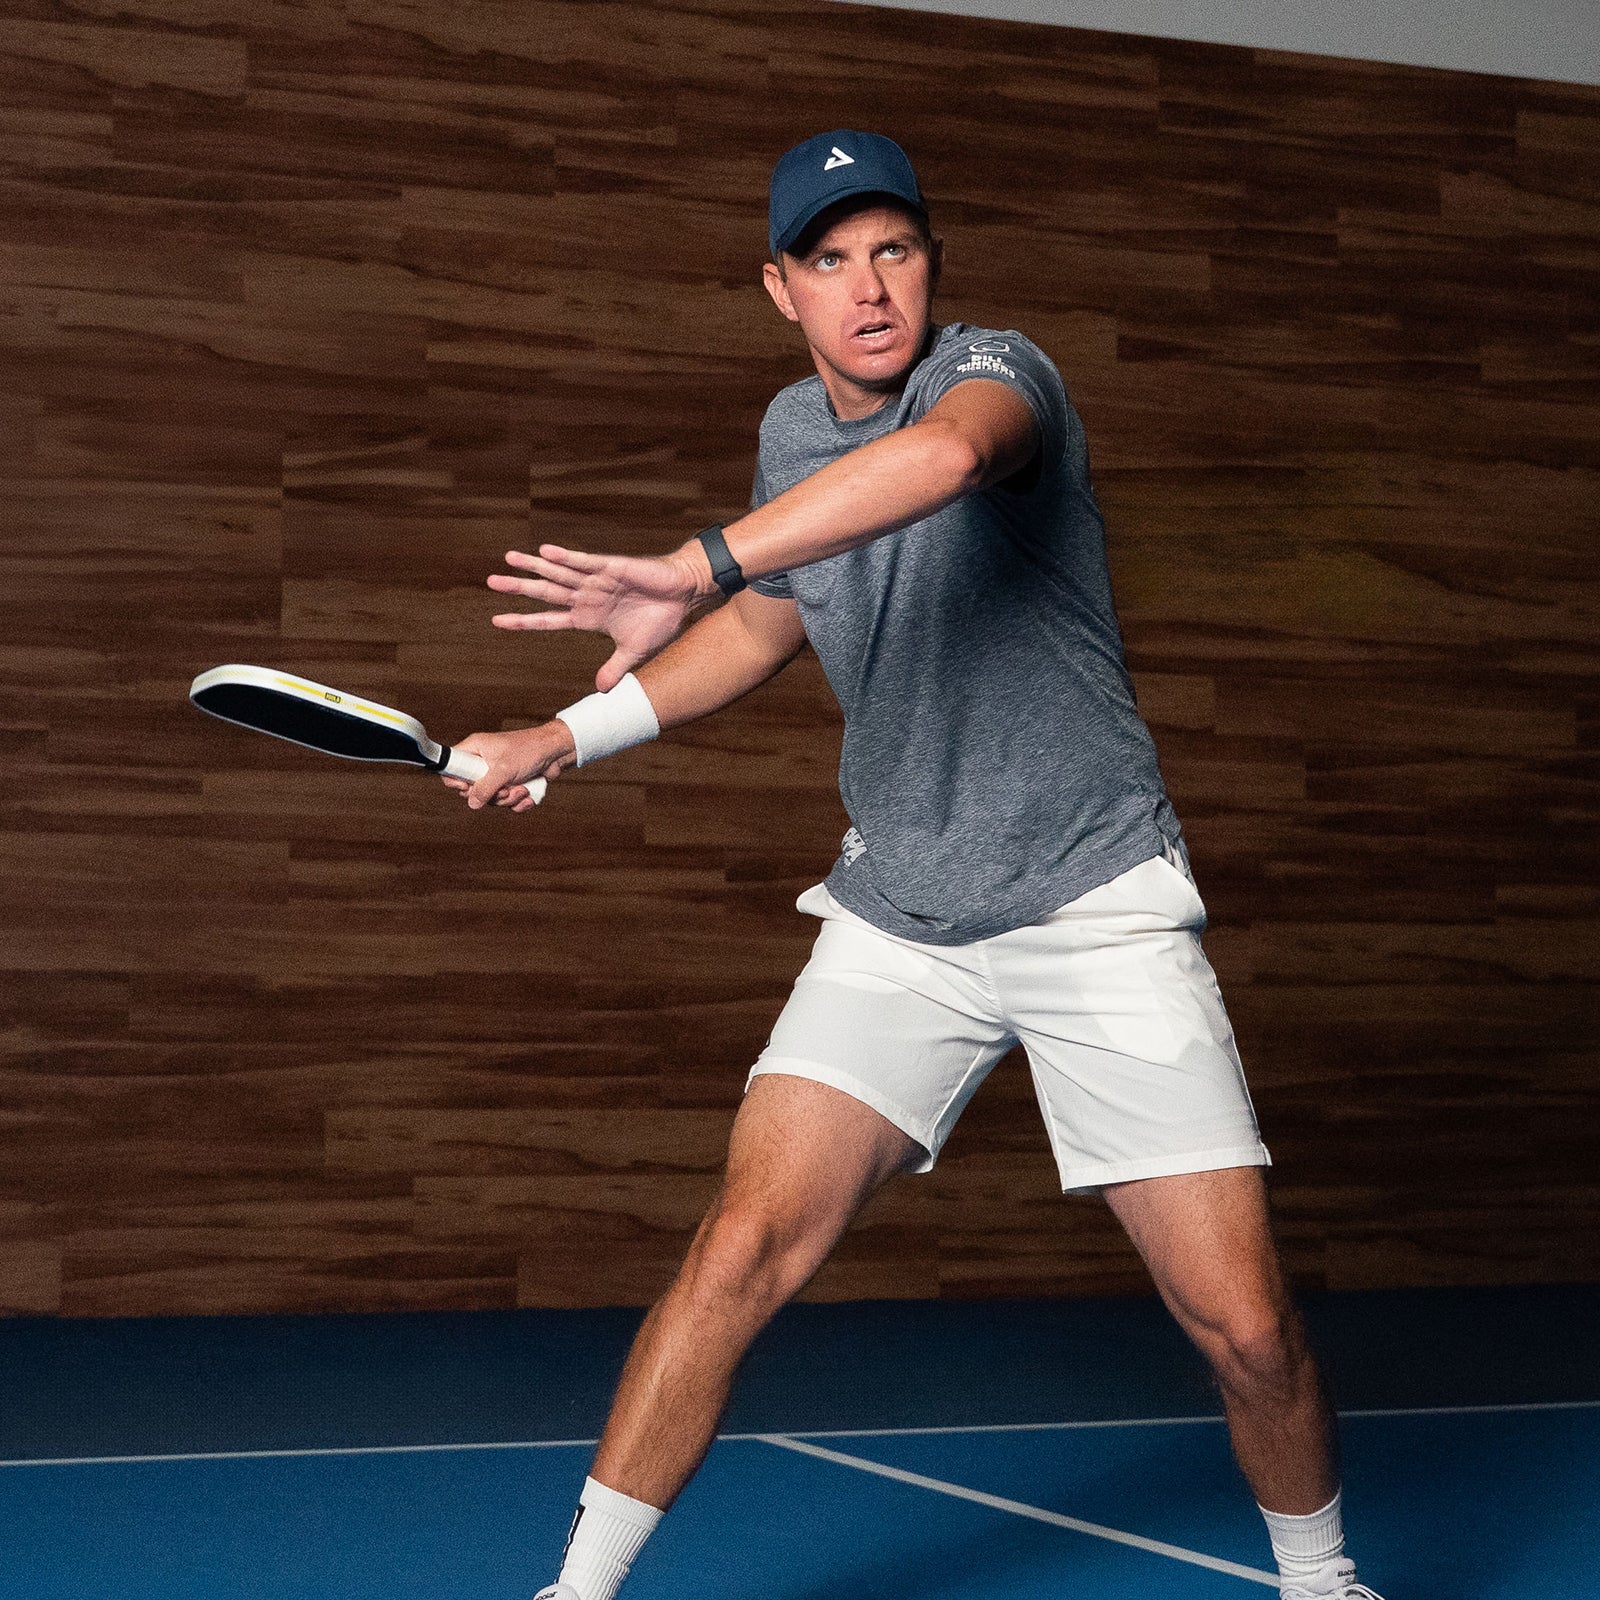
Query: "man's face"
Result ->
[[762, 201, 940, 406]]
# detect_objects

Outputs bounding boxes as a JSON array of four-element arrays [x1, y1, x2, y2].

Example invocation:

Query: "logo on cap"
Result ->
[[769, 129, 922, 259]]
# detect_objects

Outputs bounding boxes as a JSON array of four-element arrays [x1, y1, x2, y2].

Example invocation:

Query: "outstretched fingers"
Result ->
[[500, 552, 585, 589], [535, 542, 609, 574], [491, 548, 621, 632], [487, 574, 575, 606], [492, 609, 573, 631], [502, 544, 609, 582]]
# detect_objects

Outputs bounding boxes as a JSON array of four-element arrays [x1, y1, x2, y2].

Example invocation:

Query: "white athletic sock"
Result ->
[[556, 1476, 663, 1600], [1259, 1489, 1345, 1590]]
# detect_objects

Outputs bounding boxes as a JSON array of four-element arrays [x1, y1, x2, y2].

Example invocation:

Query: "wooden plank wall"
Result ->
[[0, 0, 1596, 1317]]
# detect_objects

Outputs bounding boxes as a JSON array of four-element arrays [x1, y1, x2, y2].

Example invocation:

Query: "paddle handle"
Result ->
[[439, 746, 548, 804]]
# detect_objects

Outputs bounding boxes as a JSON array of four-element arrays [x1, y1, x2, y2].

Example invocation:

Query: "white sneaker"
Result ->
[[532, 1587, 581, 1600], [1281, 1558, 1386, 1600]]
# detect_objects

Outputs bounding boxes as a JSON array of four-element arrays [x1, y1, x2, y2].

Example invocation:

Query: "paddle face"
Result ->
[[192, 678, 434, 764], [190, 665, 439, 766], [189, 664, 545, 802]]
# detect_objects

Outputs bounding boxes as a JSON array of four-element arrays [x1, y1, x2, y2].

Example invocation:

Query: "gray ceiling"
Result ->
[[837, 0, 1600, 89]]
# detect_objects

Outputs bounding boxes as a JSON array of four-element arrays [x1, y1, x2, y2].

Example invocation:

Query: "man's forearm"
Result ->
[[718, 418, 981, 585], [629, 599, 801, 732]]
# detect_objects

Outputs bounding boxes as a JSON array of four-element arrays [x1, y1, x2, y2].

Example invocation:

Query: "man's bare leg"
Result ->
[[1104, 1165, 1338, 1514], [590, 1071, 920, 1509], [1103, 1166, 1380, 1594]]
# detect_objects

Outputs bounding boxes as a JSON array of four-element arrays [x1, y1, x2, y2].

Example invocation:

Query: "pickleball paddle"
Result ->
[[189, 664, 546, 803]]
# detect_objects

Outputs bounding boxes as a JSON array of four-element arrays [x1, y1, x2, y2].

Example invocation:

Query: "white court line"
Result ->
[[1, 1396, 1595, 1470], [1325, 1399, 1600, 1421], [0, 1438, 598, 1470], [784, 1414, 1229, 1439], [781, 1396, 1600, 1440], [757, 1433, 1278, 1586]]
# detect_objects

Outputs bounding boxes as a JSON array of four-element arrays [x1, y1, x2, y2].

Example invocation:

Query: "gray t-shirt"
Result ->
[[749, 320, 1183, 945]]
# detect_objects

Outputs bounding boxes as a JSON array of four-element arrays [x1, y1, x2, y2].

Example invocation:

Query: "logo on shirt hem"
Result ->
[[968, 339, 1011, 353], [841, 827, 867, 864]]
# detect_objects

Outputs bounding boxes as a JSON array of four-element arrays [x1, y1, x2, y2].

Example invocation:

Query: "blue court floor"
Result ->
[[2, 1286, 1596, 1599]]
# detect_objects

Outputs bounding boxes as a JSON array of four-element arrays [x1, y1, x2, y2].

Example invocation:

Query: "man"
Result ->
[[444, 130, 1385, 1600]]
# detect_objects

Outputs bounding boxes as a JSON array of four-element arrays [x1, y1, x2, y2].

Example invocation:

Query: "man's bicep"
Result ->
[[921, 379, 1040, 490]]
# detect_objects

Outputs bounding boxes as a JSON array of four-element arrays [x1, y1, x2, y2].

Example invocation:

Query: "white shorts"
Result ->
[[747, 844, 1271, 1196]]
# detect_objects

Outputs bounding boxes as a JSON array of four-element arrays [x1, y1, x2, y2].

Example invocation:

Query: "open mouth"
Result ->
[[852, 321, 896, 345]]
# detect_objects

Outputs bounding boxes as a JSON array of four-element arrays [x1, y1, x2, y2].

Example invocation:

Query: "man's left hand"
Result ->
[[488, 541, 716, 691]]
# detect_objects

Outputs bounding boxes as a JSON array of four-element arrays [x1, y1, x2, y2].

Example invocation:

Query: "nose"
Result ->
[[852, 260, 888, 302]]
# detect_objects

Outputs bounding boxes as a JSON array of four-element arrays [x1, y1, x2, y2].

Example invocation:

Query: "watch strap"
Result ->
[[696, 523, 747, 597]]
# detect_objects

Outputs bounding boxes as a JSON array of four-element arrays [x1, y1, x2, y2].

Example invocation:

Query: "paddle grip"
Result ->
[[439, 745, 547, 804]]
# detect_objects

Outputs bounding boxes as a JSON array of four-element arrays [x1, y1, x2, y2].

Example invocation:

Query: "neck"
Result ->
[[816, 364, 896, 422]]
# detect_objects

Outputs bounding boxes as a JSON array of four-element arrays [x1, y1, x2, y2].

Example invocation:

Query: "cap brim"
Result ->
[[773, 184, 927, 258]]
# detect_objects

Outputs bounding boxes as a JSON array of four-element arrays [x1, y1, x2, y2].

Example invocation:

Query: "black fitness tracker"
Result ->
[[695, 523, 747, 597]]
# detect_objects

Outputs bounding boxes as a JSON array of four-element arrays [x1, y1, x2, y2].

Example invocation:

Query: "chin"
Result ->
[[840, 346, 921, 392]]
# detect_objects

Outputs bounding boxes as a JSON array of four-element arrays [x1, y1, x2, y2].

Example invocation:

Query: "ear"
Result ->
[[762, 260, 801, 323]]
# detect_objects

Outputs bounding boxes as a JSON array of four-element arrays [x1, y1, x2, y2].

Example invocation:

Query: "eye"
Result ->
[[816, 252, 840, 270], [880, 243, 907, 259]]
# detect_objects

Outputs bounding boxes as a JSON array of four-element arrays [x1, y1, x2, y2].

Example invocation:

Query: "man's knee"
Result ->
[[1189, 1301, 1311, 1400], [677, 1194, 826, 1318]]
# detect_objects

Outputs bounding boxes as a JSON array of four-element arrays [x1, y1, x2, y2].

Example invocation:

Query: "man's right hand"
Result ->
[[441, 720, 577, 812]]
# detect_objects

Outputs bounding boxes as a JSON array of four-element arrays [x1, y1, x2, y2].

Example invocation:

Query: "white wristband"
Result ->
[[555, 672, 661, 767]]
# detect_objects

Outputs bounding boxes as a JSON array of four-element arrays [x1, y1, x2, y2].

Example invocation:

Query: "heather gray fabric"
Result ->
[[749, 320, 1184, 945]]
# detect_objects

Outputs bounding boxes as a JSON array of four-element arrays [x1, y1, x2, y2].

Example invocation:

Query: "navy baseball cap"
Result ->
[[768, 129, 926, 259]]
